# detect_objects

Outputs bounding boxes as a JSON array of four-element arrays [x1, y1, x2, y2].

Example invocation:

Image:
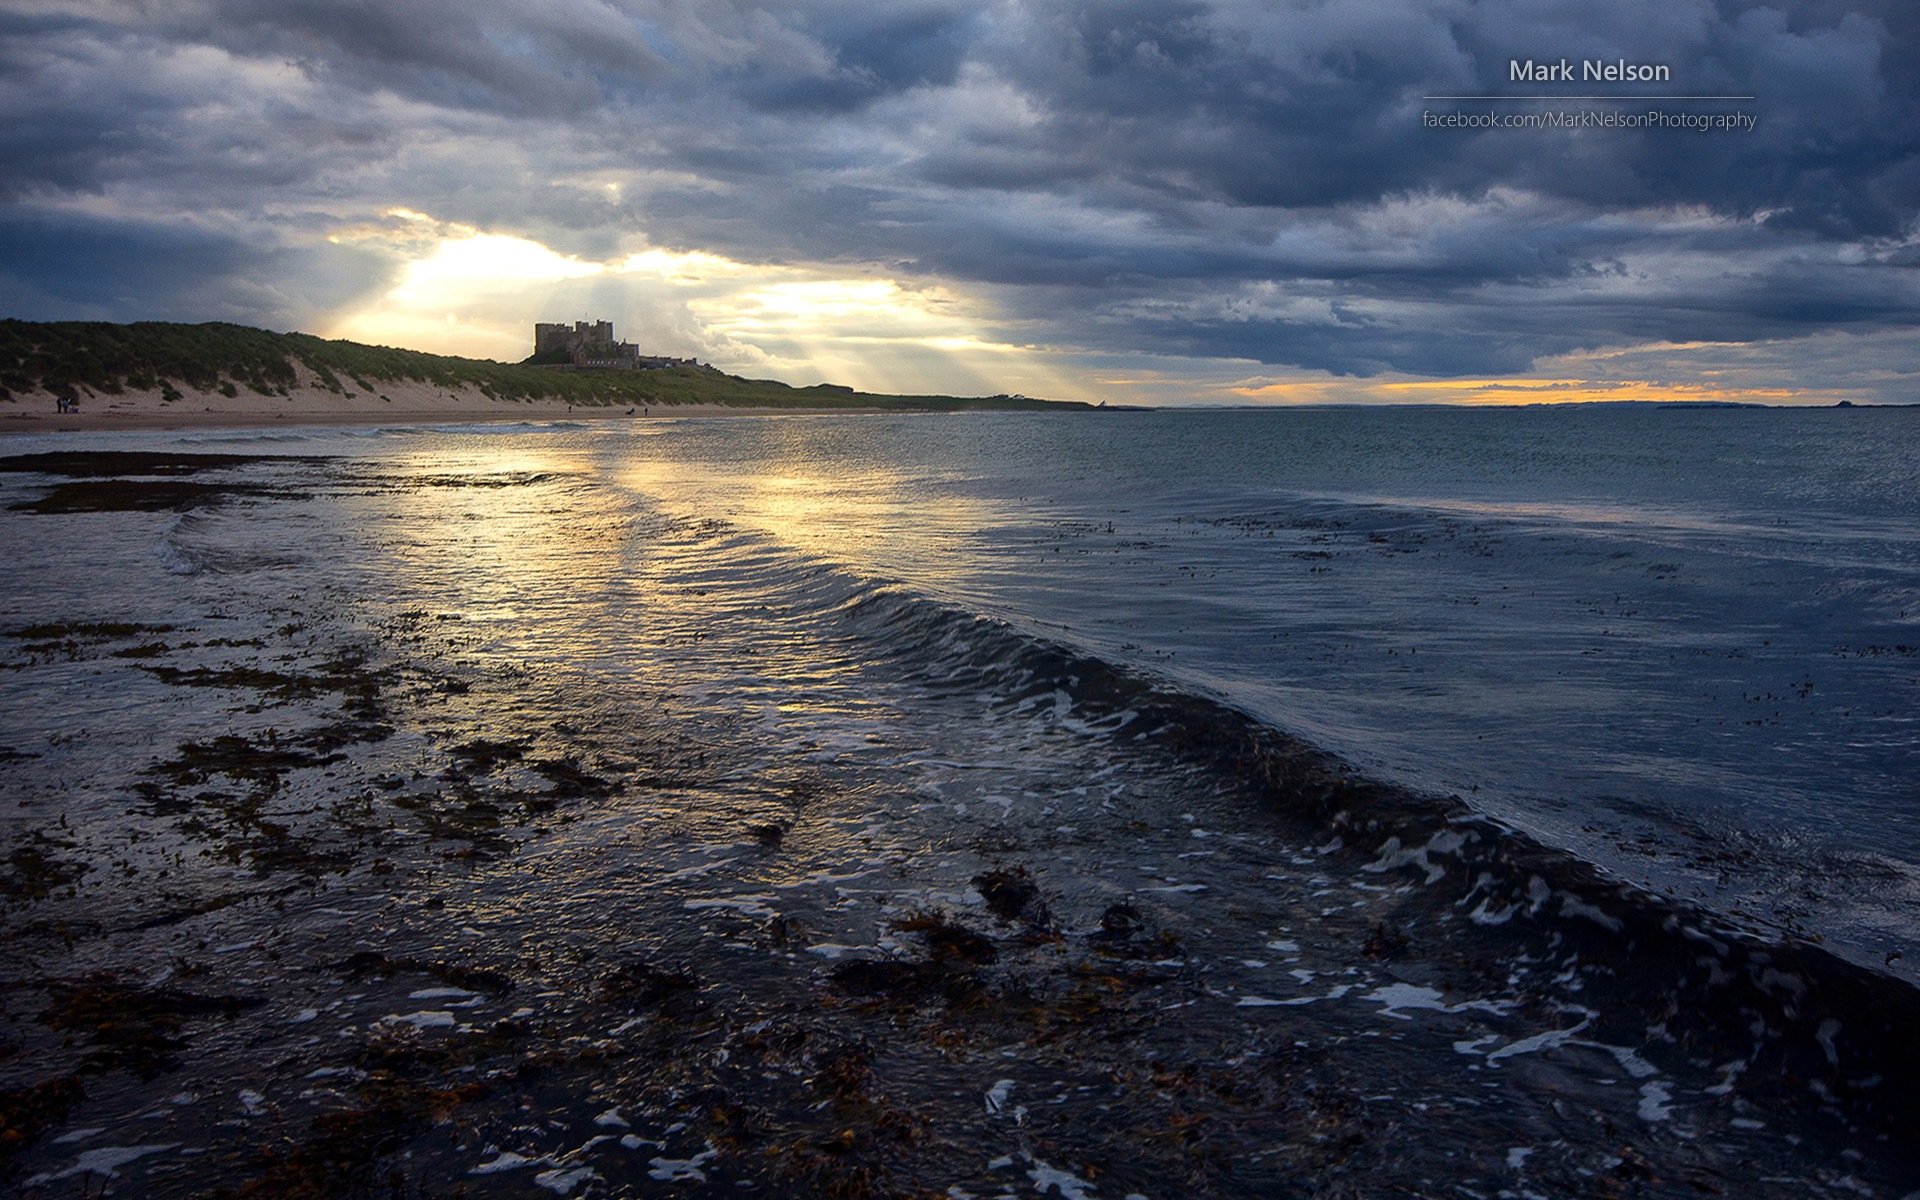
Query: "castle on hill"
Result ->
[[530, 319, 701, 371]]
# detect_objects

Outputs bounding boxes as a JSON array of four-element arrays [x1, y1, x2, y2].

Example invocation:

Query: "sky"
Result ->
[[1, 0, 1916, 406]]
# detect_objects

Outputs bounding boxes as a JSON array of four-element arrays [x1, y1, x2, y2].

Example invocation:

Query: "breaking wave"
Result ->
[[709, 530, 1920, 1135]]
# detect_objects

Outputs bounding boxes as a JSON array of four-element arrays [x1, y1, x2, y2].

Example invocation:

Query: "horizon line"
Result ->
[[1423, 95, 1756, 101]]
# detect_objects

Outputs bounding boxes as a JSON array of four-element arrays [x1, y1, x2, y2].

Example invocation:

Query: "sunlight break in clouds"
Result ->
[[323, 212, 606, 360], [318, 211, 1080, 398]]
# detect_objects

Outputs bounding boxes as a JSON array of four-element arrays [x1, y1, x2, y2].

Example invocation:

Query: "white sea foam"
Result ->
[[1027, 1156, 1101, 1199], [647, 1144, 719, 1182], [28, 1143, 177, 1183], [684, 894, 778, 918]]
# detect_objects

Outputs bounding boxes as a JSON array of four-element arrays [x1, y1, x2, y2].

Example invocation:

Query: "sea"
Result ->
[[1, 404, 1916, 1197]]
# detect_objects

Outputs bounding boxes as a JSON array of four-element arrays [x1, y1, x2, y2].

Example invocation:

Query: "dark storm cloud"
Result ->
[[0, 209, 391, 328], [735, 7, 979, 112], [0, 0, 1913, 378], [173, 0, 668, 116]]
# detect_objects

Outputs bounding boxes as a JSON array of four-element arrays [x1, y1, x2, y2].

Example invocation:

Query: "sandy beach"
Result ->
[[1, 369, 855, 433]]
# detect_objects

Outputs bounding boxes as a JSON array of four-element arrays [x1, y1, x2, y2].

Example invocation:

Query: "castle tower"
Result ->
[[532, 319, 644, 367]]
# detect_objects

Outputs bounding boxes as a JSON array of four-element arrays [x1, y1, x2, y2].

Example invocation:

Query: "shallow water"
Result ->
[[1, 410, 1917, 1197], [609, 407, 1920, 961]]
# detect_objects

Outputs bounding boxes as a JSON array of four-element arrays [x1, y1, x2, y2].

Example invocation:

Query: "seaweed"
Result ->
[[972, 866, 1045, 923], [10, 478, 299, 514], [209, 1078, 486, 1200], [826, 959, 940, 999], [599, 960, 702, 1015], [39, 974, 264, 1079], [0, 451, 324, 477], [0, 833, 91, 904], [152, 734, 343, 788], [528, 757, 619, 800], [824, 912, 1003, 1011], [1083, 903, 1184, 962], [1361, 921, 1410, 959], [138, 715, 392, 874], [143, 663, 349, 700], [139, 648, 392, 748], [746, 821, 788, 847], [391, 785, 513, 852], [108, 641, 172, 658], [755, 1043, 930, 1200], [125, 889, 254, 931], [892, 912, 997, 964], [0, 443, 320, 516], [3, 621, 173, 642], [332, 952, 514, 996], [445, 738, 525, 772], [4, 621, 178, 664], [0, 1075, 85, 1168]]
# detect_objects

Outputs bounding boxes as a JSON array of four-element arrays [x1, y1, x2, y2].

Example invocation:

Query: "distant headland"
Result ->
[[0, 318, 1090, 431]]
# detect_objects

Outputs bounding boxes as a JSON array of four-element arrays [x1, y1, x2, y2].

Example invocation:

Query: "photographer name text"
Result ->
[[1510, 59, 1670, 83]]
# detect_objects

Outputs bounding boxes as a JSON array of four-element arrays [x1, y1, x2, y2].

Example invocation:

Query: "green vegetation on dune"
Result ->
[[0, 319, 1089, 411]]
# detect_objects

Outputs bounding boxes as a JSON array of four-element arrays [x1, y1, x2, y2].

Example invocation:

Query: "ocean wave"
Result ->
[[411, 421, 589, 436], [170, 431, 324, 447], [154, 513, 205, 576], [150, 507, 312, 577], [700, 541, 1920, 1124]]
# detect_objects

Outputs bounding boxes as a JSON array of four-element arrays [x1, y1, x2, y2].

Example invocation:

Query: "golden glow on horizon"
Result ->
[[1228, 376, 1823, 406]]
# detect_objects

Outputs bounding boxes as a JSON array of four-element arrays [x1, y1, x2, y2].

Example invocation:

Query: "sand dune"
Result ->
[[2, 365, 856, 432]]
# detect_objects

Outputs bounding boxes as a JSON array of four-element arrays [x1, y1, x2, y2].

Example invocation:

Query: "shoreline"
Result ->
[[1, 379, 882, 434]]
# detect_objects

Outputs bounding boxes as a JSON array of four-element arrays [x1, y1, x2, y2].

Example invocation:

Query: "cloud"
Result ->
[[0, 206, 390, 328], [0, 0, 1914, 395], [316, 217, 1069, 399]]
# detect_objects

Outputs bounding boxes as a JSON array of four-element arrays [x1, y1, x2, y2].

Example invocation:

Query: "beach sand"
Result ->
[[1, 367, 841, 433]]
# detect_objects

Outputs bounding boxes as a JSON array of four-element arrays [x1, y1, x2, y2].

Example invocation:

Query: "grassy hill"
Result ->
[[0, 320, 1090, 412]]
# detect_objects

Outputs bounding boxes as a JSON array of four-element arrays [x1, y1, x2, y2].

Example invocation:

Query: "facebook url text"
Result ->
[[1422, 110, 1757, 131]]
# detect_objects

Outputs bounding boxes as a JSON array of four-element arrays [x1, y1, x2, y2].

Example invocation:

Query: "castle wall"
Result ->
[[533, 318, 700, 371]]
